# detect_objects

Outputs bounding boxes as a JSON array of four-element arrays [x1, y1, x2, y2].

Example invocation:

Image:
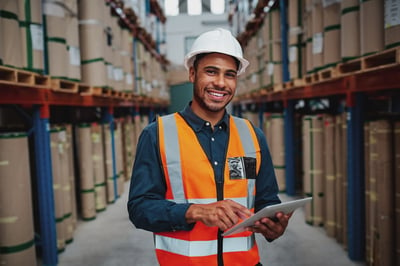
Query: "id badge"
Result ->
[[228, 157, 256, 180]]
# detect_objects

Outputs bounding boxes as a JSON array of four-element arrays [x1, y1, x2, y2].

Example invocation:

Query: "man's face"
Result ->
[[189, 53, 238, 114]]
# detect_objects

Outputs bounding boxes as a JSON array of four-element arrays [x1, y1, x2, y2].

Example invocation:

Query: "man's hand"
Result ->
[[185, 200, 252, 231], [247, 212, 292, 241]]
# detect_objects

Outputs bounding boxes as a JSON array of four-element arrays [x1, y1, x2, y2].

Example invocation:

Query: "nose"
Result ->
[[213, 73, 226, 89]]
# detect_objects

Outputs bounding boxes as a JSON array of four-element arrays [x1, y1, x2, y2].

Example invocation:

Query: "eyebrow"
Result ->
[[204, 66, 237, 75]]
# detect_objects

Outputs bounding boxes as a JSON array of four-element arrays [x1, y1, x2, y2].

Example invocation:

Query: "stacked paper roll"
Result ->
[[340, 0, 360, 61], [76, 124, 96, 220], [102, 122, 115, 204], [323, 1, 341, 67], [79, 0, 107, 87], [17, 0, 44, 73], [0, 1, 23, 67], [91, 123, 107, 212], [43, 0, 68, 78], [360, 0, 384, 56], [65, 0, 81, 81], [0, 133, 36, 265]]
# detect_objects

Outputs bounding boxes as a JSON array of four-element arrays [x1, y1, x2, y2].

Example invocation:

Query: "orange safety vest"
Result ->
[[156, 113, 261, 266]]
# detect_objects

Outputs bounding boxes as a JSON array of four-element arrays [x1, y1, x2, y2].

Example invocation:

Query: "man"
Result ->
[[127, 28, 291, 266]]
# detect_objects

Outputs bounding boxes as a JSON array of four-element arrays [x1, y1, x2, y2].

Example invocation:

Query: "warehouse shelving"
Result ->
[[0, 81, 167, 107], [0, 1, 168, 265], [232, 0, 400, 263]]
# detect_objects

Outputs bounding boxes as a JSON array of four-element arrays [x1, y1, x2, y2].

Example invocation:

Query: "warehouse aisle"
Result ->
[[58, 182, 366, 266]]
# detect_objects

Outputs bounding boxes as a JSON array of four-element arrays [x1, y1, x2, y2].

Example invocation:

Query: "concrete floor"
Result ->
[[58, 182, 366, 266]]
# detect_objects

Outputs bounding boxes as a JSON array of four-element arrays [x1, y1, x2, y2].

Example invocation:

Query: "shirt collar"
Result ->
[[179, 102, 229, 132]]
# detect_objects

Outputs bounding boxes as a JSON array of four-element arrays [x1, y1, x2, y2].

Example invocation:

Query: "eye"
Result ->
[[205, 69, 217, 75], [225, 72, 237, 79]]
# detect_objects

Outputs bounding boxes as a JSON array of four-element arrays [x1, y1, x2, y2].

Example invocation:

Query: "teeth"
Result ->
[[209, 92, 224, 97]]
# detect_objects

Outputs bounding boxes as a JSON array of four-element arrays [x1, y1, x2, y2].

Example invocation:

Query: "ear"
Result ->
[[189, 67, 195, 83]]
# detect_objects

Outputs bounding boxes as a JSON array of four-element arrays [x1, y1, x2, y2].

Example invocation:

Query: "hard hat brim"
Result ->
[[184, 50, 249, 76]]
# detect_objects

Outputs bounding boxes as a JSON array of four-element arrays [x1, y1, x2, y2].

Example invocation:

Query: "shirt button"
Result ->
[[214, 161, 218, 166], [211, 137, 215, 141], [205, 122, 210, 126], [219, 126, 222, 130]]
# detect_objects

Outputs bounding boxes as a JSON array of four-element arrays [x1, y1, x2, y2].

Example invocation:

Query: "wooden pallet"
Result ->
[[79, 84, 102, 96], [0, 65, 50, 86], [304, 73, 319, 84], [362, 46, 400, 70], [101, 87, 113, 97], [284, 78, 305, 89], [274, 83, 284, 92], [123, 92, 133, 100], [51, 79, 78, 93], [337, 58, 362, 75], [110, 90, 122, 98], [338, 47, 400, 75], [318, 67, 339, 81]]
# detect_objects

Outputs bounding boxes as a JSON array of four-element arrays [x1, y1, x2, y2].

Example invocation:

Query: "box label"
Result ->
[[385, 0, 400, 27]]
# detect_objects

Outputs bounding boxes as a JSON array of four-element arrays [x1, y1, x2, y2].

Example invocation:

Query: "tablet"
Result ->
[[222, 197, 312, 236]]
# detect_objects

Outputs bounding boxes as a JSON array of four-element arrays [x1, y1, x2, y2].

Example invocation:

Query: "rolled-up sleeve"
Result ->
[[127, 123, 194, 232]]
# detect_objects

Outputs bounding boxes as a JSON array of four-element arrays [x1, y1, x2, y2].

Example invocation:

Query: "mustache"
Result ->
[[206, 87, 231, 93]]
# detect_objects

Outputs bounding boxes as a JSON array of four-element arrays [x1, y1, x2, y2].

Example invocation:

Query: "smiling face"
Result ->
[[189, 53, 238, 124]]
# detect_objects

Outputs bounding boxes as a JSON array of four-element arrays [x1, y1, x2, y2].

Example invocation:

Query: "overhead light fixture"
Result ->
[[268, 0, 275, 7]]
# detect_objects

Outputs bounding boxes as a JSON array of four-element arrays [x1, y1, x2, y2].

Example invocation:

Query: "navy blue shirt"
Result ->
[[127, 103, 281, 233]]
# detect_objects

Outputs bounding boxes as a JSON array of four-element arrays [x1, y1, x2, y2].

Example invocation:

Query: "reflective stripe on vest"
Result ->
[[161, 114, 187, 203], [232, 116, 256, 210], [155, 234, 256, 256]]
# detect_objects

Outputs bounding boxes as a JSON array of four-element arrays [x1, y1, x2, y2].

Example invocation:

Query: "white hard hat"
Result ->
[[184, 28, 249, 76]]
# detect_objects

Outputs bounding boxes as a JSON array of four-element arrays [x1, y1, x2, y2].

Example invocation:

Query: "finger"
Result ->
[[226, 200, 252, 217], [221, 200, 251, 223]]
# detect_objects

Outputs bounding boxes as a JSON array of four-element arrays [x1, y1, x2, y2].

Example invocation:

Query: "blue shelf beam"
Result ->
[[283, 99, 296, 196], [33, 104, 58, 266], [346, 92, 366, 261]]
